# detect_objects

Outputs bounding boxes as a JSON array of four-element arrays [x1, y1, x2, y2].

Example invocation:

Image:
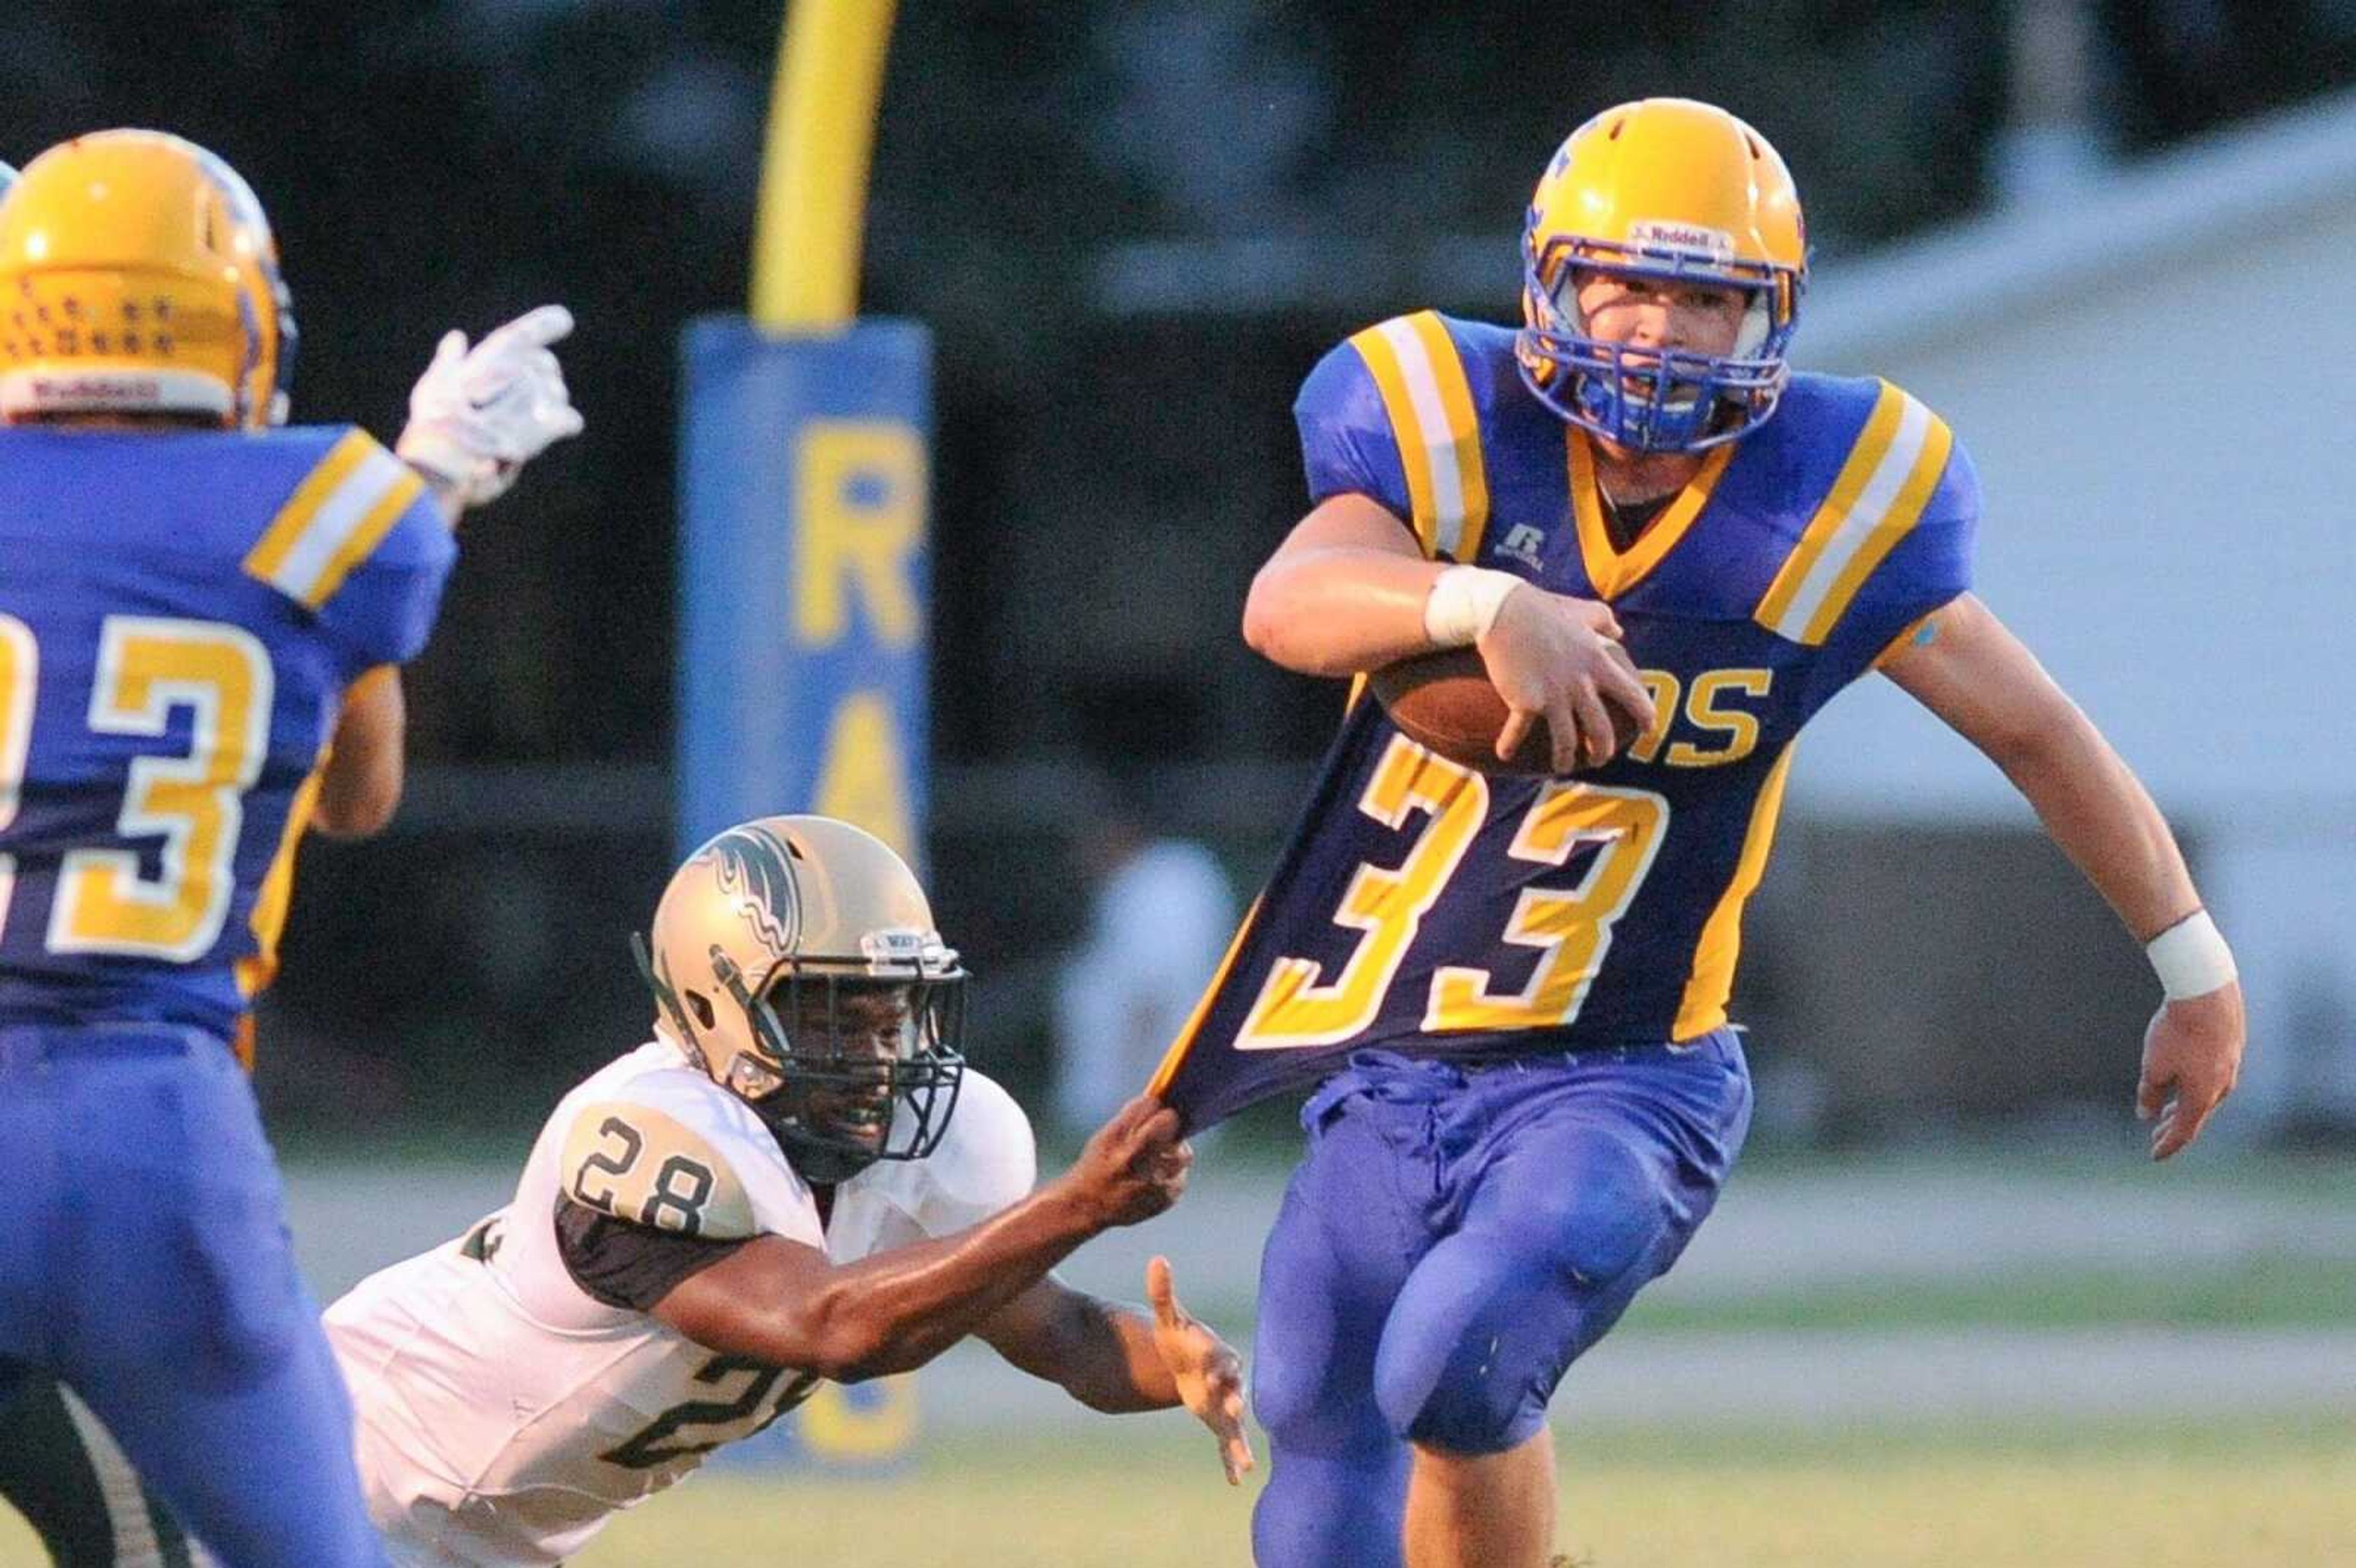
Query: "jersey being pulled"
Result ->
[[322, 1039, 1037, 1568], [0, 427, 450, 1038], [1159, 313, 1977, 1129]]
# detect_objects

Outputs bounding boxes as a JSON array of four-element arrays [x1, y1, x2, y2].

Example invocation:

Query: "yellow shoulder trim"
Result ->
[[1754, 381, 1954, 646], [561, 1101, 760, 1240], [1345, 312, 1490, 562], [242, 432, 429, 612]]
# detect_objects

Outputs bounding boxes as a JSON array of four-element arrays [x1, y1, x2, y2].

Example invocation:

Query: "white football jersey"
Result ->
[[322, 1038, 1036, 1567]]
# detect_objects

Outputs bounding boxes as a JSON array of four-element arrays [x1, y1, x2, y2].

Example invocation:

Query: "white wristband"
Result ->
[[2147, 910, 2236, 1001], [1422, 566, 1523, 648]]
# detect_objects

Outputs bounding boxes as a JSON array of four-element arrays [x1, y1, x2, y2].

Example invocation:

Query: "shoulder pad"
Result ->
[[560, 1099, 760, 1240]]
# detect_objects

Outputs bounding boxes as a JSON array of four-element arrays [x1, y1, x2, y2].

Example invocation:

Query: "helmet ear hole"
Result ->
[[687, 991, 717, 1030]]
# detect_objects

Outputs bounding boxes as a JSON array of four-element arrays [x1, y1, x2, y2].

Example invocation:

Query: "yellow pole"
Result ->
[[752, 0, 898, 330]]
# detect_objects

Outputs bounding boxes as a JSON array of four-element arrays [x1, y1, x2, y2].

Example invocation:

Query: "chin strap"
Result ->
[[631, 931, 709, 1074]]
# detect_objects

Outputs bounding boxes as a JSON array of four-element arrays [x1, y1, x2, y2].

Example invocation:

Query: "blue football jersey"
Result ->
[[0, 426, 453, 1039], [1159, 312, 1977, 1128]]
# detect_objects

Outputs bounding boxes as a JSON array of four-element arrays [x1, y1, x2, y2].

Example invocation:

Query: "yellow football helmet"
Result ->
[[0, 129, 295, 428], [634, 815, 968, 1183], [1517, 98, 1807, 452]]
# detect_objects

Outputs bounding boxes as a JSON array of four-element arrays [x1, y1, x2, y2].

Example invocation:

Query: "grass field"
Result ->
[[0, 1410, 2346, 1567], [560, 1415, 2356, 1568]]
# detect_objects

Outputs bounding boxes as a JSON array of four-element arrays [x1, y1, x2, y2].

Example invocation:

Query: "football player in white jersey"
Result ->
[[321, 814, 1250, 1567]]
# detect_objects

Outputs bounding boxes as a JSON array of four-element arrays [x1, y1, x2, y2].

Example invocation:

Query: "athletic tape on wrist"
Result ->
[[1422, 566, 1523, 648], [2147, 909, 2236, 1001]]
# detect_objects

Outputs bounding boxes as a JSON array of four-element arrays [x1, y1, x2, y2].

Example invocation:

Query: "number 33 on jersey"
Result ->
[[1157, 313, 1978, 1130], [0, 426, 453, 1036]]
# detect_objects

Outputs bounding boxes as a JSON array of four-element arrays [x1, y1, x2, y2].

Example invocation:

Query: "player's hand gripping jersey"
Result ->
[[0, 426, 452, 1038], [323, 1040, 1036, 1568], [1160, 313, 1976, 1128]]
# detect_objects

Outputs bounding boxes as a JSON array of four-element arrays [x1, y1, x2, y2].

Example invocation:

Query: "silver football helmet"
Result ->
[[634, 815, 966, 1183]]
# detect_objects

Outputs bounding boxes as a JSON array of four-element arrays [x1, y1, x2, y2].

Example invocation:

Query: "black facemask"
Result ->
[[732, 965, 967, 1185]]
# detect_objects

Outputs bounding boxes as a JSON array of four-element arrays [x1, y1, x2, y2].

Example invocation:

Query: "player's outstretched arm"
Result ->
[[652, 1096, 1190, 1381], [1881, 594, 2244, 1159], [397, 304, 585, 521], [977, 1256, 1253, 1484]]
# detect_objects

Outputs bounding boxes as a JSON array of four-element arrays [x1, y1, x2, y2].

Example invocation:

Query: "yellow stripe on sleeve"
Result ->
[[1402, 311, 1490, 563], [244, 434, 426, 612], [299, 467, 425, 611], [1671, 744, 1796, 1040], [1754, 382, 1906, 632], [242, 431, 377, 585], [1347, 313, 1488, 563], [1347, 323, 1439, 555], [1795, 416, 1953, 645]]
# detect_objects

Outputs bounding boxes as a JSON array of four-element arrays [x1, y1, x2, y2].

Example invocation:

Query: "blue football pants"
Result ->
[[1250, 1035, 1753, 1568], [0, 1026, 386, 1568]]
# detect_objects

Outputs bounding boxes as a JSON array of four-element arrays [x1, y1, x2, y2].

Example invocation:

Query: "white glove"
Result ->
[[396, 304, 585, 508]]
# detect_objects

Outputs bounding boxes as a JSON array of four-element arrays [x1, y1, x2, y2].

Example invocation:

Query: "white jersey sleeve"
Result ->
[[554, 1065, 824, 1247], [496, 1042, 822, 1329]]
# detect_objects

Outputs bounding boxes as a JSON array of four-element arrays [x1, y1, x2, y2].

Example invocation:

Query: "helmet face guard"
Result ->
[[1516, 232, 1800, 454], [715, 951, 968, 1186]]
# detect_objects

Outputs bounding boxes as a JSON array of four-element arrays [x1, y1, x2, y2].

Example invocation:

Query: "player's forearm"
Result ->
[[1242, 547, 1446, 676], [794, 1179, 1109, 1380], [1028, 1290, 1179, 1413], [1993, 705, 2201, 942]]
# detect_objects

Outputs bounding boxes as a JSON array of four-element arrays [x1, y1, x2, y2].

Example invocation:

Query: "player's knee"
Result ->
[[1515, 1144, 1665, 1289]]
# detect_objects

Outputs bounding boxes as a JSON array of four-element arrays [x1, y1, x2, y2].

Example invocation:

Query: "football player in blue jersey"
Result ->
[[1154, 98, 2246, 1568], [0, 131, 580, 1567]]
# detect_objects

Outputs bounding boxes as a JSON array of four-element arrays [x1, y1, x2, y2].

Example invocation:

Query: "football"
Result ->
[[1369, 645, 1642, 776]]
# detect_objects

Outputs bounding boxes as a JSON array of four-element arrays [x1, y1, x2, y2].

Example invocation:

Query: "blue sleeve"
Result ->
[[1826, 434, 1980, 670], [1293, 338, 1413, 519], [319, 486, 456, 675]]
